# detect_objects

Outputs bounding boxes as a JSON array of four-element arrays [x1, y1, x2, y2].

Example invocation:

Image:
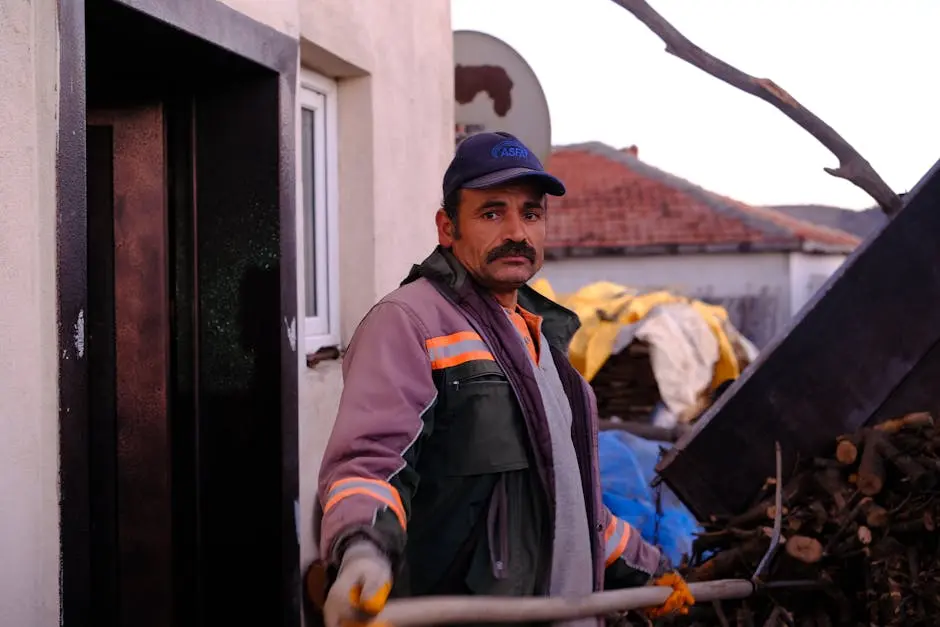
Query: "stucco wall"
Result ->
[[538, 253, 793, 347], [218, 0, 300, 36], [296, 0, 454, 567], [0, 0, 61, 624], [787, 252, 848, 317], [539, 253, 790, 304]]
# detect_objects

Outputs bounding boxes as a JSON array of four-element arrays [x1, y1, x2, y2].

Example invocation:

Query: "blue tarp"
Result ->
[[598, 430, 701, 566]]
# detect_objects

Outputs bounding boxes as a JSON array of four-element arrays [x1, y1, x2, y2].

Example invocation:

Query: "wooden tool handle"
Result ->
[[371, 579, 755, 626]]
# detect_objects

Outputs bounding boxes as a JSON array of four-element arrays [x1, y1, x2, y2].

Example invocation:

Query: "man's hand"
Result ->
[[642, 572, 695, 619], [323, 540, 393, 627]]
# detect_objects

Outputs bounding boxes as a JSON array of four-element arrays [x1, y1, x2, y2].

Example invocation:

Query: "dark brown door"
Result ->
[[86, 105, 172, 627]]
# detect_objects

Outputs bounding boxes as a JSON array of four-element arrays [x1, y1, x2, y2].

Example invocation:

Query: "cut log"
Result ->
[[835, 433, 862, 465], [857, 429, 886, 496], [688, 536, 772, 582], [675, 410, 940, 625], [878, 435, 935, 490], [815, 467, 850, 513], [784, 536, 823, 564], [875, 411, 934, 435], [859, 501, 889, 528], [727, 475, 806, 528]]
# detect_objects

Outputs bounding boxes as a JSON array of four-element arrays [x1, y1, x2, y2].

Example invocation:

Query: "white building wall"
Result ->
[[294, 0, 455, 569], [0, 1, 61, 624], [787, 252, 848, 317], [538, 253, 793, 347], [539, 253, 787, 299]]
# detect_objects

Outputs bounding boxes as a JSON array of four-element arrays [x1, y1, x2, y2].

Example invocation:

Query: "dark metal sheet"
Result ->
[[658, 157, 940, 521], [93, 105, 173, 627], [870, 337, 940, 422]]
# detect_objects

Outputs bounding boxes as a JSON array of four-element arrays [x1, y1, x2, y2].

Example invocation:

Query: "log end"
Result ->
[[785, 535, 824, 564], [835, 439, 858, 465], [864, 505, 889, 528], [856, 476, 883, 497]]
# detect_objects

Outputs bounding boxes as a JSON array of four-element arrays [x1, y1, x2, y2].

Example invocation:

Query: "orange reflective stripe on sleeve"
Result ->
[[324, 477, 407, 530], [604, 516, 633, 567], [425, 331, 494, 370]]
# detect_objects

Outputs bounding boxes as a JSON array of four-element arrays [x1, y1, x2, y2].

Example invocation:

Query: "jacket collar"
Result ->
[[402, 246, 581, 350]]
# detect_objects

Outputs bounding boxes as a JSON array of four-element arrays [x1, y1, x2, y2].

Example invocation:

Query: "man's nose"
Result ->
[[501, 210, 528, 242]]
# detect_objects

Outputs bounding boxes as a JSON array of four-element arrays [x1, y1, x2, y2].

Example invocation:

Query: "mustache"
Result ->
[[486, 241, 536, 263]]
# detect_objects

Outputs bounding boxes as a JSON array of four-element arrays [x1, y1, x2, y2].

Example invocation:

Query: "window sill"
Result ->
[[306, 345, 342, 368]]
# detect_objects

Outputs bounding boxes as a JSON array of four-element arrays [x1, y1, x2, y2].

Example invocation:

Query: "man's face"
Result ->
[[436, 181, 547, 294]]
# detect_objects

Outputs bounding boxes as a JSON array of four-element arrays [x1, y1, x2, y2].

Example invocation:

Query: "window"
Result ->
[[299, 70, 340, 354]]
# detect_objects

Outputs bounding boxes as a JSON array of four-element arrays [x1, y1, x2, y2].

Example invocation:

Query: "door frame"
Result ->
[[56, 1, 299, 625]]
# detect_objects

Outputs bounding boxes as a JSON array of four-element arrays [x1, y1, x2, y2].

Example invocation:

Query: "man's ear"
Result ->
[[436, 209, 456, 246]]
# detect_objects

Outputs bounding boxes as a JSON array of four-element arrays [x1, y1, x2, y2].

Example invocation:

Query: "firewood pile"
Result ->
[[591, 341, 660, 422], [659, 412, 940, 627]]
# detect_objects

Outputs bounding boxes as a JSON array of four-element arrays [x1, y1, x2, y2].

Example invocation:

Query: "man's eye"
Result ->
[[482, 211, 498, 220], [524, 212, 541, 221]]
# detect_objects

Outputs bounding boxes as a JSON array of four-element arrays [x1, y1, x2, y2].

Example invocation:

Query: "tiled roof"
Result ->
[[544, 142, 861, 256], [772, 204, 888, 240]]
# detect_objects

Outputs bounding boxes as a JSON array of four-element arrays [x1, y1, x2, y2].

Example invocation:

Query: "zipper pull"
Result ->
[[452, 380, 460, 392]]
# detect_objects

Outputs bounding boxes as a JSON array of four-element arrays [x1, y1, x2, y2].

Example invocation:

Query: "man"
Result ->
[[313, 132, 694, 626]]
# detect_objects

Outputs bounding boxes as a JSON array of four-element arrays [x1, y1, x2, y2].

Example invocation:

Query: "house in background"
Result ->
[[2, 0, 452, 625], [537, 142, 861, 347]]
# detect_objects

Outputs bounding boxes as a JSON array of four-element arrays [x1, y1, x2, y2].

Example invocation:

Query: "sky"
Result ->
[[451, 0, 940, 210]]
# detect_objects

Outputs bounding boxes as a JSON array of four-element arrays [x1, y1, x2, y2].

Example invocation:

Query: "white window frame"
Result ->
[[298, 69, 340, 354]]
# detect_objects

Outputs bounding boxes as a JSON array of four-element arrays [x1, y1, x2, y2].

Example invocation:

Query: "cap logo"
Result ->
[[490, 139, 529, 160]]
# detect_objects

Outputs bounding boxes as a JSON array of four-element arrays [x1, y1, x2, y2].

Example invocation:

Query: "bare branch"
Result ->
[[610, 0, 902, 216]]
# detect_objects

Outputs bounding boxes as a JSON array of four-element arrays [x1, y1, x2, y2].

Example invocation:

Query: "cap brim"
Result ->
[[463, 167, 566, 197]]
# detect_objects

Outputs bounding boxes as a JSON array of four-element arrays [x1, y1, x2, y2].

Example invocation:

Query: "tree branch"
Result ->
[[610, 0, 902, 216]]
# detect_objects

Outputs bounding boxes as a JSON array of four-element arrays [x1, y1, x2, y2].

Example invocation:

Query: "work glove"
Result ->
[[323, 540, 393, 627], [642, 571, 695, 619]]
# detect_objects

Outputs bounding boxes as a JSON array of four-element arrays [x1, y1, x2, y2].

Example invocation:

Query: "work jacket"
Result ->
[[315, 247, 667, 611]]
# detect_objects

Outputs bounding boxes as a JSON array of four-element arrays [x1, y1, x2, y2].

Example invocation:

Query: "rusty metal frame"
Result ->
[[56, 0, 299, 625]]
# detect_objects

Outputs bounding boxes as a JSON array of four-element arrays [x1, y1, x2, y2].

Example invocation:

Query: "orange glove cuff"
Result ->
[[644, 572, 695, 619], [349, 580, 392, 615]]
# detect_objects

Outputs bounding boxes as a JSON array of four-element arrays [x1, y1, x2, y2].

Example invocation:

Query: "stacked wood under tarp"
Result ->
[[588, 299, 758, 432], [593, 341, 661, 422], [533, 279, 760, 433], [653, 412, 940, 627]]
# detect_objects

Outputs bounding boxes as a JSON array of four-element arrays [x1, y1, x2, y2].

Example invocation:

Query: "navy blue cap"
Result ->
[[443, 132, 566, 199]]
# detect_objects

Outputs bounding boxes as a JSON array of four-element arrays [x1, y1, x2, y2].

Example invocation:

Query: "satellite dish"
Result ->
[[453, 30, 552, 165]]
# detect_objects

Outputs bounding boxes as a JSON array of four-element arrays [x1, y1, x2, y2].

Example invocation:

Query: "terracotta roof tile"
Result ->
[[544, 142, 861, 254]]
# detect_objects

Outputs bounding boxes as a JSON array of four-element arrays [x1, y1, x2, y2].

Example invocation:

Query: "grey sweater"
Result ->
[[506, 310, 596, 627]]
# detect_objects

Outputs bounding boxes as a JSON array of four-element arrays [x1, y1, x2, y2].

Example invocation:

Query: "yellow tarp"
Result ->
[[531, 278, 741, 389]]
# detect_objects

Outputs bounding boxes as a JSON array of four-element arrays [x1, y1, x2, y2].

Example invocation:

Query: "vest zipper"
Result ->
[[451, 371, 505, 392], [486, 476, 510, 580]]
